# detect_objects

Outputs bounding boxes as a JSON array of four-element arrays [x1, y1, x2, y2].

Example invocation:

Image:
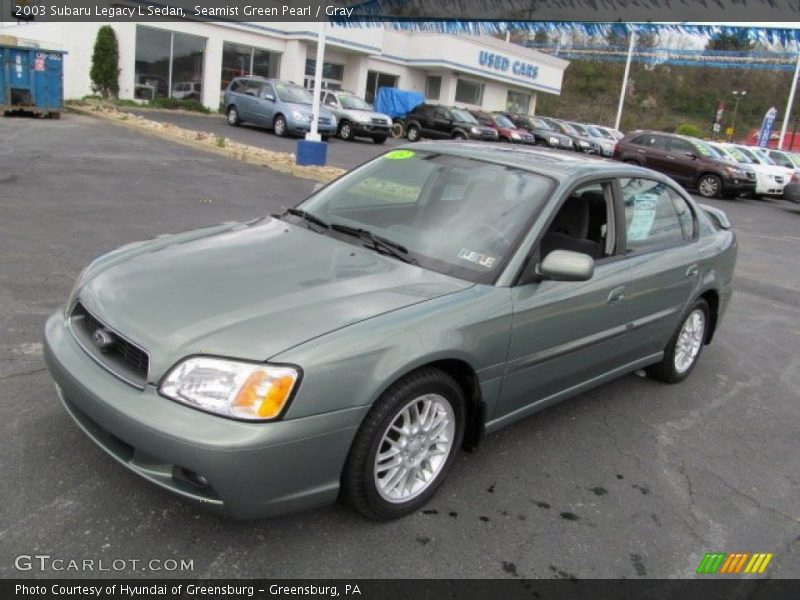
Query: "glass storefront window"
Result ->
[[221, 42, 280, 91], [134, 27, 170, 100], [425, 76, 441, 101], [506, 90, 531, 114], [304, 59, 345, 90], [365, 70, 398, 104], [134, 26, 205, 102], [455, 78, 484, 106]]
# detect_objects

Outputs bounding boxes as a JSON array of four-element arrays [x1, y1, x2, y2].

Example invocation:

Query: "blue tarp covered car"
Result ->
[[374, 87, 424, 119]]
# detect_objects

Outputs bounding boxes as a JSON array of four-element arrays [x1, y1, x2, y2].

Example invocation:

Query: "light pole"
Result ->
[[729, 90, 746, 142]]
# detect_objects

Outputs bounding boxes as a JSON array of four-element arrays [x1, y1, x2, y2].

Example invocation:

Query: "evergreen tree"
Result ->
[[90, 26, 120, 99]]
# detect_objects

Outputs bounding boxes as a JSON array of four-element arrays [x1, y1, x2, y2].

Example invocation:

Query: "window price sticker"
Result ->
[[628, 193, 658, 241]]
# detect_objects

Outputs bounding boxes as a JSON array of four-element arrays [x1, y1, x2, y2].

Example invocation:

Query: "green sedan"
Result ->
[[44, 142, 737, 520]]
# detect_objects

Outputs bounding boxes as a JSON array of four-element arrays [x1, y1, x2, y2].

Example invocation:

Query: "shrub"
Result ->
[[90, 26, 120, 99], [675, 123, 705, 138]]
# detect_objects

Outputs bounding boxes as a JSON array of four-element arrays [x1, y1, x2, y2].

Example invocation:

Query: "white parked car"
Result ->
[[711, 142, 789, 197]]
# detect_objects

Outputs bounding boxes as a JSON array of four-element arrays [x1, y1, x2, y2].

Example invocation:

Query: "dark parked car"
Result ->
[[405, 104, 498, 142], [468, 110, 534, 143], [614, 131, 756, 198], [538, 116, 600, 154], [500, 113, 574, 150]]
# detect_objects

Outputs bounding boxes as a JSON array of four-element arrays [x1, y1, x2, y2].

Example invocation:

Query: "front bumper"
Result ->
[[352, 123, 391, 137], [722, 179, 757, 196], [287, 119, 337, 136], [44, 311, 367, 519]]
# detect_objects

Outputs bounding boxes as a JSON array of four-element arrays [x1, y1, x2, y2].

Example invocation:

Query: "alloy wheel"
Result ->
[[674, 309, 706, 374], [373, 394, 455, 503]]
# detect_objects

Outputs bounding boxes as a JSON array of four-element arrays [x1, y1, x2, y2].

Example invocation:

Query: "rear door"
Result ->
[[664, 137, 698, 184], [252, 83, 276, 125], [431, 107, 453, 138], [616, 177, 701, 360]]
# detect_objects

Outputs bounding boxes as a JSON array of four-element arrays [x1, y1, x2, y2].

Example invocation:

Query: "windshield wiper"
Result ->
[[281, 207, 330, 231], [330, 223, 417, 265]]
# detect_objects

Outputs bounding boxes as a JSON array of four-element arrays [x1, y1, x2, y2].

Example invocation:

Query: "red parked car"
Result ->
[[467, 110, 535, 144]]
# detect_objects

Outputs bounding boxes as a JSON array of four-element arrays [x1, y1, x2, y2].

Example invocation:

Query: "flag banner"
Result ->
[[758, 106, 779, 147]]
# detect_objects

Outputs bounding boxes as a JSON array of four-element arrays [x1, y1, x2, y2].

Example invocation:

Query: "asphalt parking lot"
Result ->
[[119, 106, 405, 170], [1, 112, 799, 579]]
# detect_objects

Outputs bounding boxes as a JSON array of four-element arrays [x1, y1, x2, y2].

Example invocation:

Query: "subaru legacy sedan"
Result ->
[[44, 143, 736, 520]]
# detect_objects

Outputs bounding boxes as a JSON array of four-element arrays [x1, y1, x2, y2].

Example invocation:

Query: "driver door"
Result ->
[[492, 181, 633, 425]]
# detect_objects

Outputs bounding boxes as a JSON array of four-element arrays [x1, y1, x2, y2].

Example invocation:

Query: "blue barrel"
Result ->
[[1, 44, 65, 117]]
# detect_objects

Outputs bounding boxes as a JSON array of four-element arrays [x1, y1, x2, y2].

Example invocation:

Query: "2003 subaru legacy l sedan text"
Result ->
[[44, 143, 737, 520]]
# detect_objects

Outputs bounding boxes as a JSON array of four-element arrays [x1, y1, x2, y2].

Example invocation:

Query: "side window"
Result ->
[[261, 83, 274, 99], [434, 107, 450, 120], [324, 93, 337, 107], [540, 181, 616, 260], [667, 138, 693, 155], [620, 178, 694, 253], [230, 79, 242, 93]]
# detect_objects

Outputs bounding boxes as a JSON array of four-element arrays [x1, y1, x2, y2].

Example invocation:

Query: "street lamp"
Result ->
[[729, 90, 747, 142]]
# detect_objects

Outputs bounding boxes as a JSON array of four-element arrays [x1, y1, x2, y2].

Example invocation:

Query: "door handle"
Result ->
[[685, 264, 699, 278], [666, 155, 675, 160], [607, 286, 627, 304]]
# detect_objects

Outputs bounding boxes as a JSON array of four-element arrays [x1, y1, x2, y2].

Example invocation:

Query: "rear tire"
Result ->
[[453, 132, 467, 140], [341, 368, 465, 520], [391, 122, 404, 138], [646, 298, 709, 383]]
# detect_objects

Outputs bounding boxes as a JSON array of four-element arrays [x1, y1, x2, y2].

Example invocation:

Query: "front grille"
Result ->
[[371, 118, 389, 126], [775, 176, 784, 184], [69, 303, 149, 388]]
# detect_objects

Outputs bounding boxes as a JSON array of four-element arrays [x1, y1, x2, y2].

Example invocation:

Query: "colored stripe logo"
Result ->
[[696, 552, 773, 574]]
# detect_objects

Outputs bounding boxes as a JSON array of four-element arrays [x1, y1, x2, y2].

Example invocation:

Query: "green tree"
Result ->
[[90, 25, 120, 99]]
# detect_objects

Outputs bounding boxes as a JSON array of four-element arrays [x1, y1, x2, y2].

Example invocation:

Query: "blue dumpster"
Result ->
[[1, 44, 65, 117]]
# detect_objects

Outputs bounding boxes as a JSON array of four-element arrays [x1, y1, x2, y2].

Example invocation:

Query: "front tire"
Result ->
[[341, 368, 465, 520], [338, 121, 354, 141], [226, 106, 241, 126], [406, 124, 420, 142], [372, 134, 387, 144], [646, 298, 709, 383], [273, 114, 287, 137], [697, 174, 722, 198], [453, 132, 467, 140]]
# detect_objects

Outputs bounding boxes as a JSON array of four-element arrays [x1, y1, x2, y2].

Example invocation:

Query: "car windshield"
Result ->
[[736, 146, 761, 163], [689, 140, 716, 158], [275, 83, 313, 104], [557, 121, 578, 135], [721, 145, 752, 163], [593, 127, 614, 139], [570, 123, 589, 135], [451, 109, 478, 124], [296, 150, 553, 284], [586, 125, 605, 138], [339, 94, 371, 110], [750, 147, 776, 165], [494, 115, 516, 128], [533, 118, 552, 130]]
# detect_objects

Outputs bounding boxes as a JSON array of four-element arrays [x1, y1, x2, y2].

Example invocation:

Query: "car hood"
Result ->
[[287, 102, 334, 119], [77, 218, 472, 381], [340, 108, 392, 123], [532, 128, 570, 142]]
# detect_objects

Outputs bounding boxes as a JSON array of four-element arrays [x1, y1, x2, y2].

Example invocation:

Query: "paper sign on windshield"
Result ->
[[627, 194, 658, 241]]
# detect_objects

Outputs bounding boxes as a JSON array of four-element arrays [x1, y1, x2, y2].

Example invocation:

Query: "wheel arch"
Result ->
[[697, 288, 720, 344], [367, 356, 486, 453], [696, 170, 723, 187]]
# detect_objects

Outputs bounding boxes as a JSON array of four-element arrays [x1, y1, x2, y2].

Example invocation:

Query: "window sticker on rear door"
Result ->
[[458, 248, 496, 268], [627, 193, 658, 240]]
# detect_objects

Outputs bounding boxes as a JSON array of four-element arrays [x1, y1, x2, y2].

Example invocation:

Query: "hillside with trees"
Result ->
[[532, 32, 796, 141]]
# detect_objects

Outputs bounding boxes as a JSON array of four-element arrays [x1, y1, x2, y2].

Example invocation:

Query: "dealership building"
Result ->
[[2, 20, 568, 114]]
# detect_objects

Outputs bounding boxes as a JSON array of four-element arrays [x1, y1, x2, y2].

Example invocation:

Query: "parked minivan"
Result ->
[[223, 77, 337, 138], [614, 131, 756, 198]]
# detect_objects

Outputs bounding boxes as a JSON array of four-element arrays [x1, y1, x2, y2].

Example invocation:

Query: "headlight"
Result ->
[[291, 110, 310, 122], [470, 127, 481, 134], [726, 166, 746, 178], [65, 266, 90, 317], [579, 140, 590, 147], [510, 132, 520, 140], [160, 357, 300, 421], [549, 136, 559, 145]]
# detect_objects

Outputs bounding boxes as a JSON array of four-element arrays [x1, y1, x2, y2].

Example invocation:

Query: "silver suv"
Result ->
[[321, 90, 393, 144]]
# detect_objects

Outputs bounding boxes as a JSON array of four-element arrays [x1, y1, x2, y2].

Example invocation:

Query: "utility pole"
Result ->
[[615, 29, 636, 132], [729, 90, 746, 142], [778, 50, 800, 150]]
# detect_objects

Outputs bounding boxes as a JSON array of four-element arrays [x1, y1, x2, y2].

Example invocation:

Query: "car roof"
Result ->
[[400, 141, 658, 182]]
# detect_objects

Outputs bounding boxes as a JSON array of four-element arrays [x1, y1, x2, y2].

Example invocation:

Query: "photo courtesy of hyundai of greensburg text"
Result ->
[[1, 1, 799, 599]]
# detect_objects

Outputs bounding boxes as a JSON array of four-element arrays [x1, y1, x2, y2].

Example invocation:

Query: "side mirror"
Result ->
[[536, 250, 595, 282], [244, 90, 257, 97], [685, 151, 698, 160], [264, 93, 276, 102]]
